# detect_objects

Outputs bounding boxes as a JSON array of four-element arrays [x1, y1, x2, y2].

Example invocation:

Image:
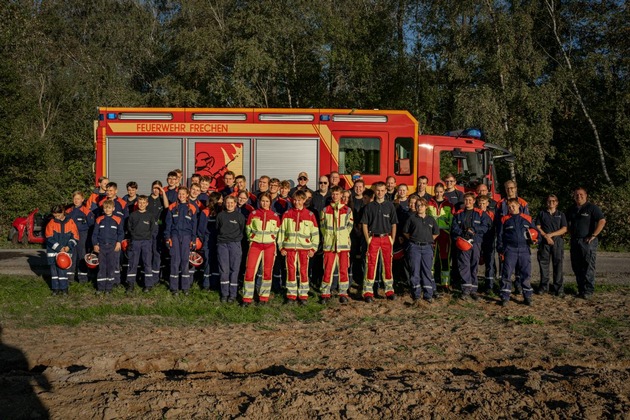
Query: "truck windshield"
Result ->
[[440, 150, 486, 190]]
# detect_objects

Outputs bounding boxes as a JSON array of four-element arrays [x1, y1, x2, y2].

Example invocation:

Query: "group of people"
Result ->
[[44, 168, 606, 307]]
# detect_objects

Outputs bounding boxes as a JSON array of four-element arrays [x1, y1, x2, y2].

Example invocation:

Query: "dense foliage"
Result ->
[[1, 0, 628, 246]]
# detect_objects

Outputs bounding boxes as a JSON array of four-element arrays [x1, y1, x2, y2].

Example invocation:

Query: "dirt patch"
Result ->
[[1, 289, 629, 419]]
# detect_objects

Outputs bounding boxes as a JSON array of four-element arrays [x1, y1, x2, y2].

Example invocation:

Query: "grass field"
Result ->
[[0, 275, 325, 328]]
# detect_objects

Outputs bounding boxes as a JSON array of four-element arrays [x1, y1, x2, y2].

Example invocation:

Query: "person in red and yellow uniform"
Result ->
[[242, 192, 281, 306], [320, 186, 354, 304], [278, 190, 319, 305]]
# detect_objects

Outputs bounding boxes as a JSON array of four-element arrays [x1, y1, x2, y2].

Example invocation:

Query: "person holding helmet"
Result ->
[[45, 204, 79, 296], [451, 193, 491, 300], [496, 198, 541, 307], [164, 187, 199, 296]]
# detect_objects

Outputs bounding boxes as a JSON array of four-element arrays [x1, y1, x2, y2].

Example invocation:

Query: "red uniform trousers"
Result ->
[[321, 251, 350, 298], [285, 249, 310, 301], [243, 242, 276, 302], [364, 235, 394, 297]]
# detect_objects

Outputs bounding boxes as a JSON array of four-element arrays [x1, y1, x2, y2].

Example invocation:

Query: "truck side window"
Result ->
[[339, 137, 380, 175], [394, 137, 413, 175]]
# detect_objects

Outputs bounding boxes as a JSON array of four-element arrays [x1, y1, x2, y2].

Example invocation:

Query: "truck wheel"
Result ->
[[9, 227, 19, 244]]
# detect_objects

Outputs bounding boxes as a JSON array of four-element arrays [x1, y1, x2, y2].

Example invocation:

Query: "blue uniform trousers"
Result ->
[[538, 237, 564, 293], [408, 243, 435, 300], [170, 235, 192, 292], [151, 228, 163, 281], [481, 236, 497, 290], [458, 241, 482, 295], [97, 243, 117, 292], [217, 242, 242, 299], [500, 246, 533, 300], [128, 239, 153, 289], [49, 264, 69, 291], [570, 237, 598, 296], [202, 242, 219, 290], [69, 232, 89, 282]]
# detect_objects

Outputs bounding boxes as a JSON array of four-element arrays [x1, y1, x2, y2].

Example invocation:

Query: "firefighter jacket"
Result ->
[[497, 213, 539, 253], [65, 204, 94, 233], [245, 208, 280, 244], [198, 208, 217, 250], [92, 215, 124, 247], [165, 202, 198, 240], [451, 208, 491, 243], [93, 196, 129, 223], [496, 197, 529, 219], [277, 207, 319, 252], [320, 203, 354, 252], [45, 217, 79, 263], [427, 198, 454, 232]]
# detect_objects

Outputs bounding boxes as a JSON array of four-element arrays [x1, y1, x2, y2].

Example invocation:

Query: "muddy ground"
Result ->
[[1, 277, 629, 419], [1, 250, 629, 419]]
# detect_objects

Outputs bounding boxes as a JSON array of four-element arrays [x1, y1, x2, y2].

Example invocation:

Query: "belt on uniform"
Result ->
[[370, 233, 389, 237]]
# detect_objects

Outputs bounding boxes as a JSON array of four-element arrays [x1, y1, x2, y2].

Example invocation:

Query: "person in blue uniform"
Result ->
[[403, 198, 439, 303], [451, 193, 491, 300], [216, 196, 246, 303], [126, 195, 157, 293], [496, 198, 540, 306], [164, 187, 199, 295], [566, 187, 606, 300], [46, 204, 79, 295], [65, 191, 94, 283], [92, 200, 124, 294], [535, 194, 568, 297]]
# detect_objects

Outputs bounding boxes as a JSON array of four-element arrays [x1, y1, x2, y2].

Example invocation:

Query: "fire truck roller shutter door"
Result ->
[[255, 138, 319, 191], [106, 137, 183, 194]]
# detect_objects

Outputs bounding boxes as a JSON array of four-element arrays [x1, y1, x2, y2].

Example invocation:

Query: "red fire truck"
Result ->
[[94, 107, 513, 199]]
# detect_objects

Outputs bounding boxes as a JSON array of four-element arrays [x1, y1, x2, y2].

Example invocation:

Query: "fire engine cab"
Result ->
[[95, 108, 513, 199]]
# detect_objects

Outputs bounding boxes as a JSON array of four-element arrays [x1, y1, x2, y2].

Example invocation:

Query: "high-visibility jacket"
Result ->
[[277, 207, 319, 251], [245, 208, 280, 244], [427, 197, 454, 232], [320, 203, 354, 252]]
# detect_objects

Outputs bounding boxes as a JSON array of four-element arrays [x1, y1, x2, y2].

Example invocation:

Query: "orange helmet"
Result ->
[[455, 237, 473, 252], [56, 252, 72, 269], [189, 251, 203, 267], [393, 248, 405, 261], [526, 228, 539, 243], [85, 253, 99, 269], [194, 238, 203, 250]]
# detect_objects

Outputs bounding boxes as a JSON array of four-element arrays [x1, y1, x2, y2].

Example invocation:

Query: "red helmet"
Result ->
[[85, 253, 99, 269], [194, 238, 203, 250], [455, 237, 473, 252], [526, 228, 539, 243], [189, 251, 203, 267], [393, 248, 405, 261], [56, 252, 72, 269], [121, 239, 129, 251]]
